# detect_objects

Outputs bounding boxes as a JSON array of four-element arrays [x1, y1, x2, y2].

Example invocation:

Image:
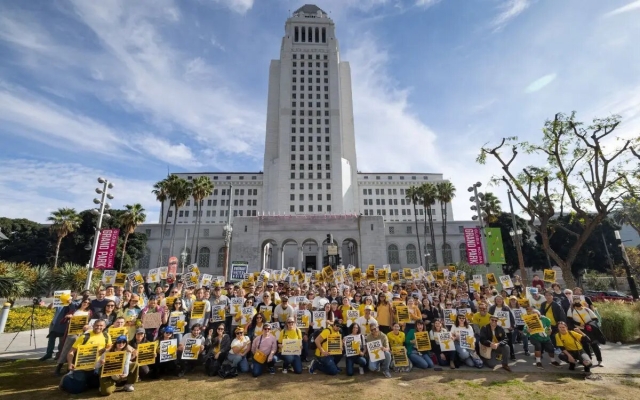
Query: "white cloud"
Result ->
[[211, 0, 254, 14], [415, 0, 441, 8], [490, 0, 531, 32], [0, 160, 160, 223], [134, 136, 203, 169], [603, 0, 640, 17], [524, 73, 557, 93]]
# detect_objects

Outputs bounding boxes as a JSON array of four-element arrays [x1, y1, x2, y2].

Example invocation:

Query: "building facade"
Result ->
[[137, 5, 475, 274]]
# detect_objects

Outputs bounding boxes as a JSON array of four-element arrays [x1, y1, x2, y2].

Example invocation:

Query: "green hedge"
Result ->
[[597, 302, 640, 343]]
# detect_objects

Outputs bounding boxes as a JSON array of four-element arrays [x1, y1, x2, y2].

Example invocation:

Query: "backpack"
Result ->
[[218, 363, 238, 379], [81, 331, 110, 345], [308, 328, 330, 352]]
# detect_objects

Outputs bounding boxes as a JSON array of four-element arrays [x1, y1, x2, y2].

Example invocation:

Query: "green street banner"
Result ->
[[485, 228, 506, 264]]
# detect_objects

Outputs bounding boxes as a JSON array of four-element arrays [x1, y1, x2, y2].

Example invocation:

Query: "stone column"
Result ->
[[317, 246, 323, 270], [298, 246, 304, 271]]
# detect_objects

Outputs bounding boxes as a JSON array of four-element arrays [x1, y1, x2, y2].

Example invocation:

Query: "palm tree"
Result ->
[[405, 186, 423, 265], [481, 192, 502, 224], [152, 178, 170, 266], [436, 181, 456, 264], [165, 175, 192, 258], [119, 203, 146, 272], [190, 176, 214, 263], [48, 208, 82, 268], [611, 196, 640, 237], [419, 182, 439, 267]]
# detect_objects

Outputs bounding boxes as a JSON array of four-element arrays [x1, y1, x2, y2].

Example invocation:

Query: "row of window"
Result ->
[[363, 188, 404, 196], [186, 175, 258, 181], [290, 172, 331, 179], [292, 86, 329, 96], [291, 135, 330, 142], [290, 164, 331, 171], [292, 91, 328, 99], [292, 69, 329, 76], [292, 61, 328, 68], [290, 193, 332, 201], [290, 182, 332, 190], [293, 26, 327, 43], [292, 127, 329, 133], [291, 145, 331, 151], [291, 154, 330, 161], [292, 54, 328, 60], [289, 205, 332, 212], [362, 175, 430, 181]]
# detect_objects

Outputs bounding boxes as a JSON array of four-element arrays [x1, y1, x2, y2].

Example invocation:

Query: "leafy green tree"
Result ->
[[0, 218, 51, 264], [48, 208, 82, 268], [119, 204, 146, 272], [478, 112, 636, 287], [152, 178, 170, 266], [165, 175, 192, 258], [611, 196, 640, 237], [481, 192, 502, 224]]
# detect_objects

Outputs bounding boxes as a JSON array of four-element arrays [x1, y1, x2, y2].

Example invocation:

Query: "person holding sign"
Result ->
[[405, 320, 434, 369], [554, 321, 592, 375], [150, 327, 179, 378], [277, 317, 303, 374], [227, 327, 251, 373], [141, 296, 168, 341], [251, 324, 278, 377], [98, 335, 138, 395], [387, 322, 405, 350], [566, 299, 603, 366], [450, 315, 482, 368], [66, 319, 111, 372], [508, 296, 530, 357], [204, 323, 231, 377], [523, 309, 560, 369], [479, 316, 511, 371], [129, 328, 152, 380], [375, 293, 394, 334], [177, 323, 205, 377], [55, 297, 93, 375], [309, 319, 343, 376], [355, 306, 378, 336], [540, 290, 567, 338], [489, 296, 516, 360], [343, 323, 367, 376], [365, 323, 392, 378]]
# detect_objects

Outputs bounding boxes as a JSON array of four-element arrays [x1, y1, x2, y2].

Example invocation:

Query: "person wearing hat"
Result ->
[[276, 317, 303, 374], [129, 328, 151, 380], [309, 318, 343, 376], [177, 323, 206, 377], [365, 322, 392, 378], [479, 315, 512, 371], [508, 296, 530, 357], [355, 306, 378, 336], [149, 326, 179, 378], [227, 327, 251, 373], [98, 334, 138, 395], [274, 296, 295, 328]]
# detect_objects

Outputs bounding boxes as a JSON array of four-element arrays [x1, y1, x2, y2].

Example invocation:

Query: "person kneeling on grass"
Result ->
[[251, 324, 278, 377], [365, 323, 392, 378], [98, 335, 138, 395], [309, 319, 344, 376], [523, 308, 560, 369], [276, 317, 303, 374], [343, 323, 367, 376], [479, 315, 512, 372], [555, 321, 592, 376], [227, 327, 251, 373]]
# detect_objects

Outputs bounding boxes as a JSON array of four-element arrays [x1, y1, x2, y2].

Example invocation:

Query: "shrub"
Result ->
[[596, 302, 639, 343], [4, 306, 55, 333]]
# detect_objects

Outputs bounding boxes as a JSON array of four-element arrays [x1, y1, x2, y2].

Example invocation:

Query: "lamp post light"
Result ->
[[84, 177, 114, 291], [468, 182, 489, 273], [507, 190, 528, 285], [615, 230, 639, 300], [222, 185, 233, 281]]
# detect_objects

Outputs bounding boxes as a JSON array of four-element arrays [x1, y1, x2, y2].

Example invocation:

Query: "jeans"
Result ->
[[409, 351, 434, 369], [227, 353, 249, 373], [100, 363, 138, 395], [280, 354, 302, 374], [251, 359, 275, 377], [454, 342, 476, 367], [301, 338, 309, 361], [436, 351, 454, 366], [345, 356, 367, 376], [315, 355, 341, 375], [45, 331, 64, 358], [368, 351, 391, 373], [482, 345, 510, 368]]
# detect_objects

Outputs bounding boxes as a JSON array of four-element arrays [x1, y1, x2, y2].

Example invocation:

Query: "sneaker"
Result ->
[[269, 367, 276, 374], [359, 366, 364, 375], [308, 359, 317, 374], [282, 369, 288, 374], [39, 354, 52, 361], [536, 362, 543, 369], [551, 361, 561, 367], [524, 352, 531, 357], [502, 365, 512, 372], [124, 384, 134, 392], [569, 364, 576, 371], [383, 370, 392, 378]]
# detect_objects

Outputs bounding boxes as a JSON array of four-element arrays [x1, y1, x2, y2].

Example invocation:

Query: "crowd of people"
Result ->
[[43, 269, 606, 396]]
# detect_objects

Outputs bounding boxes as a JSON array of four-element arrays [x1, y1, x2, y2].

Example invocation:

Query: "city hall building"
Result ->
[[137, 5, 476, 273]]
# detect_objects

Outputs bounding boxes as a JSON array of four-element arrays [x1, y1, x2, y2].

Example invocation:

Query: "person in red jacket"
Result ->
[[531, 275, 545, 291]]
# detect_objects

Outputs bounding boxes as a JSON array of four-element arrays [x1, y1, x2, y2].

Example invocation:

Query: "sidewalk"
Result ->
[[2, 328, 639, 375]]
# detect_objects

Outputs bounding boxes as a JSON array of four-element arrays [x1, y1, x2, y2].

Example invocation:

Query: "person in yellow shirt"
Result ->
[[66, 319, 112, 371], [471, 302, 491, 329], [358, 296, 374, 317], [555, 321, 592, 375], [387, 323, 405, 348], [277, 317, 303, 374]]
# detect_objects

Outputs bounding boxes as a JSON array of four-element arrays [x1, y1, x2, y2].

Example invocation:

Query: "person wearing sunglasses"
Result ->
[[365, 322, 392, 378], [450, 315, 482, 368], [251, 324, 278, 376], [205, 323, 230, 376], [120, 294, 142, 340], [309, 319, 343, 376], [129, 328, 151, 380], [98, 335, 138, 395], [479, 316, 512, 371], [276, 317, 303, 374], [227, 327, 251, 373], [98, 300, 119, 328], [54, 297, 94, 375]]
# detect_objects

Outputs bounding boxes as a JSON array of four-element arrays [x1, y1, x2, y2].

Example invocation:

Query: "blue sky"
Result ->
[[1, 0, 639, 224]]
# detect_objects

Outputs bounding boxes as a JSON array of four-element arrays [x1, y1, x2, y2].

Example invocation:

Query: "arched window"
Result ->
[[442, 243, 453, 265], [198, 247, 210, 269], [216, 247, 225, 269], [459, 243, 467, 263], [426, 244, 435, 265], [138, 247, 151, 270], [161, 248, 170, 267], [406, 244, 417, 265], [388, 244, 399, 264]]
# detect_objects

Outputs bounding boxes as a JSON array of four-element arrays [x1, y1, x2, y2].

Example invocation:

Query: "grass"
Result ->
[[1, 360, 640, 400]]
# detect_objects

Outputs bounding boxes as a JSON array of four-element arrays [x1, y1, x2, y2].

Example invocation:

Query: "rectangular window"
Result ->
[[327, 194, 331, 200], [327, 205, 332, 212], [299, 205, 304, 212], [179, 210, 184, 217]]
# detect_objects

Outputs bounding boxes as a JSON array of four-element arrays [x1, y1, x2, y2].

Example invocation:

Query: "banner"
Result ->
[[101, 351, 126, 377], [281, 339, 302, 356], [74, 344, 99, 370], [181, 338, 203, 360], [231, 261, 249, 280], [366, 339, 385, 362], [344, 334, 361, 357], [191, 301, 206, 320], [159, 339, 178, 362], [68, 315, 89, 335], [415, 331, 431, 352], [485, 227, 506, 264], [459, 330, 476, 350], [136, 342, 157, 366], [53, 290, 72, 307], [312, 311, 326, 329], [522, 313, 544, 335], [94, 228, 120, 270], [464, 227, 485, 265], [391, 347, 409, 367]]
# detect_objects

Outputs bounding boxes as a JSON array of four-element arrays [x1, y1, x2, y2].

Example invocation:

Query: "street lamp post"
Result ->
[[468, 182, 489, 273], [507, 190, 528, 285], [180, 228, 188, 275], [222, 185, 233, 281], [84, 177, 114, 291], [615, 230, 639, 300]]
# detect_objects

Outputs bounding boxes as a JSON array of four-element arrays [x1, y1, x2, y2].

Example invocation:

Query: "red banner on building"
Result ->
[[463, 228, 485, 265], [94, 228, 120, 270]]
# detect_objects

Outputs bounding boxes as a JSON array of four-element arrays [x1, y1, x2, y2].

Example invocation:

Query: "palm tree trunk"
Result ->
[[157, 202, 165, 267], [194, 205, 202, 262], [422, 205, 429, 268], [119, 232, 130, 273], [190, 202, 198, 263], [169, 206, 179, 257], [413, 204, 422, 266], [427, 207, 437, 265], [53, 236, 62, 268], [441, 202, 447, 264]]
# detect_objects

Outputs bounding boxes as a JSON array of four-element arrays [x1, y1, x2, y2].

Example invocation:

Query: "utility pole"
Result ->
[[601, 231, 619, 290], [84, 178, 114, 291], [507, 190, 528, 285]]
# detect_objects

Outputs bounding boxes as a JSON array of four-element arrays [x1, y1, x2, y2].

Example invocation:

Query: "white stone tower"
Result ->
[[262, 4, 359, 215]]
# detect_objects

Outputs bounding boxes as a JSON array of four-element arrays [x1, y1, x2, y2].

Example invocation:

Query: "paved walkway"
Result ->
[[1, 328, 638, 375]]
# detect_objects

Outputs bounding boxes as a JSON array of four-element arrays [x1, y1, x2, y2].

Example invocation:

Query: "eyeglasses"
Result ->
[[263, 327, 271, 330], [286, 321, 294, 324], [490, 319, 498, 322], [106, 304, 115, 307], [235, 332, 243, 335]]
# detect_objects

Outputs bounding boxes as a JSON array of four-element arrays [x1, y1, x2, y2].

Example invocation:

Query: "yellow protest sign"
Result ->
[[344, 335, 362, 357], [136, 342, 157, 366], [447, 265, 457, 273], [518, 298, 530, 308], [281, 339, 302, 356], [74, 344, 99, 370], [438, 332, 454, 351], [543, 269, 556, 283], [395, 305, 410, 324], [486, 273, 497, 286], [127, 271, 144, 287], [522, 313, 545, 335], [159, 339, 178, 362], [435, 271, 445, 282], [366, 339, 385, 362], [114, 273, 127, 287], [191, 301, 206, 319], [366, 269, 375, 281], [351, 268, 362, 282], [165, 296, 177, 310], [322, 265, 334, 281], [499, 275, 514, 289], [346, 310, 359, 327], [181, 338, 203, 360], [377, 269, 388, 283], [415, 331, 432, 351], [108, 326, 128, 343], [325, 333, 342, 355], [391, 271, 400, 283], [403, 268, 413, 280], [101, 351, 126, 377], [391, 346, 409, 367], [53, 290, 72, 307], [296, 310, 310, 329], [68, 315, 88, 335]]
